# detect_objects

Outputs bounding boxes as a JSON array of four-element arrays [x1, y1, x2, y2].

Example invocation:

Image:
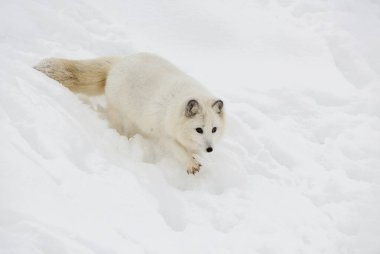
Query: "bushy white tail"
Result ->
[[34, 57, 120, 95]]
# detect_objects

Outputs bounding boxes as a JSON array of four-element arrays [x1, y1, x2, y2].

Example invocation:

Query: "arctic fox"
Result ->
[[34, 53, 225, 174]]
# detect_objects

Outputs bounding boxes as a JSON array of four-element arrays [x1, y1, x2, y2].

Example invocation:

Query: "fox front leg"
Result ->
[[165, 139, 202, 174], [187, 155, 202, 175]]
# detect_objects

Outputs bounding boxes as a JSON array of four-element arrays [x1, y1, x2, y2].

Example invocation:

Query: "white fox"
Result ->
[[35, 53, 225, 174]]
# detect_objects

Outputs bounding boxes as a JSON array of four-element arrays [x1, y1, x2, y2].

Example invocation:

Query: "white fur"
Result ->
[[36, 53, 225, 174]]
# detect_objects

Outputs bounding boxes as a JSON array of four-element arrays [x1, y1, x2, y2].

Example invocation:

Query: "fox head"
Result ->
[[176, 99, 225, 154]]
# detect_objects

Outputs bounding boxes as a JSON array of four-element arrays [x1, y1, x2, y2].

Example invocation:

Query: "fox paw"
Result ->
[[187, 161, 202, 175]]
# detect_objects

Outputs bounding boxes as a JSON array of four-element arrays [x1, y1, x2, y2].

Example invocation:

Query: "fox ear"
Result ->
[[212, 100, 224, 114], [185, 99, 200, 117]]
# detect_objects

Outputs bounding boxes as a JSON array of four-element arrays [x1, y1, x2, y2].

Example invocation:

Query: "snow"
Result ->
[[1, 0, 380, 253]]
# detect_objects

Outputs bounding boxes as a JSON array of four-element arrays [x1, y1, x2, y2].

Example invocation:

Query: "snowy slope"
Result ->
[[1, 0, 380, 253]]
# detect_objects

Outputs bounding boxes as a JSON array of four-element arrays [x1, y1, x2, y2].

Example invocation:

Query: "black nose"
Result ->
[[206, 147, 213, 153]]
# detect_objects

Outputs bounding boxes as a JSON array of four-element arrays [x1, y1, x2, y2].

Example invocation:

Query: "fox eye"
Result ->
[[212, 127, 217, 133], [195, 128, 203, 134]]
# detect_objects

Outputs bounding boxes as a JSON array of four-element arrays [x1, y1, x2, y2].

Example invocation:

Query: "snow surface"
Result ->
[[1, 0, 380, 253]]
